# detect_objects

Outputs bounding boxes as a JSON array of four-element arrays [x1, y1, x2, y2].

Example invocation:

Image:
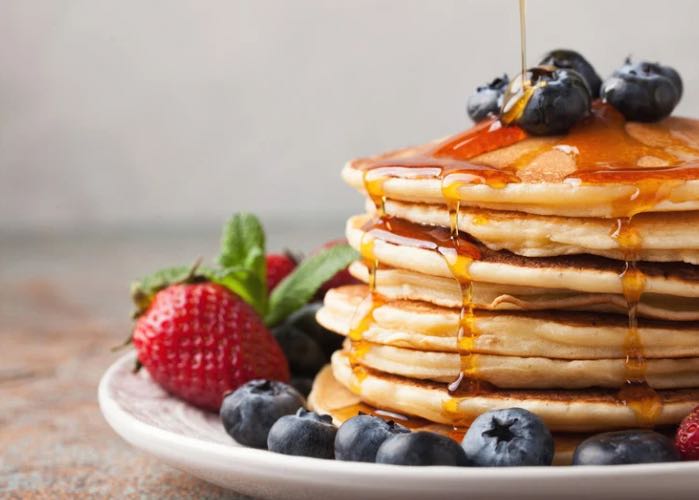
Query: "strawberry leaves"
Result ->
[[131, 212, 358, 326], [131, 264, 215, 316]]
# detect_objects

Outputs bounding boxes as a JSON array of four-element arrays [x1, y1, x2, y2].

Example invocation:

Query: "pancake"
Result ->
[[342, 104, 699, 218], [308, 364, 585, 465], [347, 214, 699, 300], [338, 340, 699, 390], [330, 350, 699, 432], [375, 199, 699, 264], [349, 261, 699, 321], [318, 285, 699, 359]]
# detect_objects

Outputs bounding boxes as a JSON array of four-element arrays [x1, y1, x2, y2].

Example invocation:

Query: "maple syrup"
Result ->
[[612, 217, 663, 424], [360, 216, 483, 397], [501, 0, 543, 126], [345, 170, 393, 395], [332, 402, 469, 441]]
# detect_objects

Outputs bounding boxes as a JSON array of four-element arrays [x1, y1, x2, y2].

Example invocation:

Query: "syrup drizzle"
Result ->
[[519, 0, 527, 78], [440, 179, 480, 396], [332, 401, 468, 442], [612, 218, 662, 425], [501, 0, 541, 126], [358, 210, 486, 425], [346, 170, 390, 394], [360, 185, 484, 401]]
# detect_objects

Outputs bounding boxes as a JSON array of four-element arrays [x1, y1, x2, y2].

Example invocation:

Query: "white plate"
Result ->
[[99, 353, 699, 500]]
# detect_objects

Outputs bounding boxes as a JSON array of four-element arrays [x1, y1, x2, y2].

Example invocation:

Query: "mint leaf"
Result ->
[[216, 213, 268, 314], [265, 244, 358, 326], [212, 266, 267, 316], [218, 213, 266, 272]]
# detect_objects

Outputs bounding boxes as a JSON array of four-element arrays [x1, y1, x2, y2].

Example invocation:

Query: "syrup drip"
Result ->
[[332, 402, 468, 441], [360, 218, 481, 272], [442, 179, 480, 394], [346, 170, 391, 394], [612, 217, 662, 425], [360, 216, 483, 400], [446, 0, 521, 413]]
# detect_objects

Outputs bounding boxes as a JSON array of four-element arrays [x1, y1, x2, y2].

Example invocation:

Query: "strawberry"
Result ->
[[266, 253, 297, 292], [133, 282, 288, 411], [313, 239, 359, 299], [127, 213, 358, 412], [676, 405, 699, 460]]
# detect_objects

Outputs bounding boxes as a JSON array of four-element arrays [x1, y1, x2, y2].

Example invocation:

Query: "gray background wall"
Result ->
[[2, 0, 698, 234]]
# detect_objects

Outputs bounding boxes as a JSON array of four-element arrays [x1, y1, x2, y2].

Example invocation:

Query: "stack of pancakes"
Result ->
[[312, 103, 699, 443]]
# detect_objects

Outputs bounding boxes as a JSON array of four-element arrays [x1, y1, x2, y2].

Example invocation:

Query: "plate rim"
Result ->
[[98, 352, 699, 483]]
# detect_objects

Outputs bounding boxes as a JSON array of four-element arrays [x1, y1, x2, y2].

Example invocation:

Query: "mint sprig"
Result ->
[[215, 213, 268, 314], [218, 213, 266, 281], [131, 212, 358, 327]]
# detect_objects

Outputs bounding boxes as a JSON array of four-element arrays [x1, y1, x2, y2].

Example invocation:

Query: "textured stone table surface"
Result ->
[[0, 222, 339, 498]]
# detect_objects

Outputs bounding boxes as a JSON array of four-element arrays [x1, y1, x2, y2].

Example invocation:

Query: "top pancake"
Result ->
[[343, 104, 699, 218]]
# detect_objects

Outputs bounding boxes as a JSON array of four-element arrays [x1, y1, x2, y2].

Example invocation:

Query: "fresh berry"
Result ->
[[676, 406, 699, 460], [573, 430, 680, 465], [284, 302, 343, 358], [461, 408, 554, 466], [290, 376, 314, 398], [505, 66, 591, 136], [376, 431, 469, 466], [266, 252, 297, 292], [267, 408, 337, 459], [132, 282, 290, 411], [539, 49, 602, 97], [313, 239, 359, 300], [601, 60, 682, 122], [335, 415, 410, 462], [272, 322, 327, 377], [220, 380, 304, 449], [467, 75, 510, 122]]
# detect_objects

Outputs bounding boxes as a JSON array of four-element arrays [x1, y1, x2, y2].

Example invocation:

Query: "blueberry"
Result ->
[[467, 75, 510, 122], [375, 431, 469, 466], [601, 59, 682, 122], [572, 430, 681, 465], [335, 415, 410, 462], [290, 376, 314, 398], [267, 408, 337, 459], [285, 302, 343, 358], [220, 380, 304, 449], [461, 408, 554, 466], [539, 49, 602, 97], [506, 66, 591, 136], [272, 323, 328, 377]]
